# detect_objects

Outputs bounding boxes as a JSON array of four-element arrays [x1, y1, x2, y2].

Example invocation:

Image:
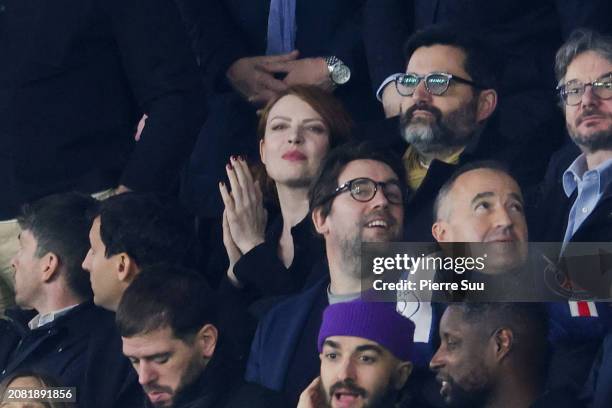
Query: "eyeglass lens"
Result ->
[[396, 74, 450, 96], [349, 178, 403, 204], [561, 77, 612, 106]]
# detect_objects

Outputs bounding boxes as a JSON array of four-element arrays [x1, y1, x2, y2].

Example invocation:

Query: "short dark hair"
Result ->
[[93, 193, 195, 268], [17, 192, 96, 300], [403, 25, 500, 91], [452, 303, 548, 373], [116, 265, 217, 342], [433, 160, 516, 221], [308, 141, 406, 219]]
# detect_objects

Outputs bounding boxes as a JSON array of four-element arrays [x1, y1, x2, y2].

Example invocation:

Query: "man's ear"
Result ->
[[432, 221, 449, 242], [116, 254, 139, 284], [476, 89, 498, 123], [196, 324, 218, 360], [312, 207, 329, 236], [394, 361, 413, 390], [40, 252, 60, 282], [492, 327, 513, 362]]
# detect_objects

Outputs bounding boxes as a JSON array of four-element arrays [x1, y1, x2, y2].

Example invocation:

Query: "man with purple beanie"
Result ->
[[298, 300, 415, 408]]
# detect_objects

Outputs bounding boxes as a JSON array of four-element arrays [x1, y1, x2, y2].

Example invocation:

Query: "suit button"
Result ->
[[1, 369, 5, 375], [582, 207, 589, 214], [58, 347, 63, 352]]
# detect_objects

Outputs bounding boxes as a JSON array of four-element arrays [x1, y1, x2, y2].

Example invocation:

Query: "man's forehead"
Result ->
[[337, 159, 398, 185], [565, 51, 612, 83], [452, 169, 521, 200], [122, 327, 177, 356], [440, 307, 469, 334], [324, 335, 385, 353], [407, 44, 468, 76]]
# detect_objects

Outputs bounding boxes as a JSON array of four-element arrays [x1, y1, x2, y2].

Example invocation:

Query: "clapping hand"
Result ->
[[219, 156, 268, 285]]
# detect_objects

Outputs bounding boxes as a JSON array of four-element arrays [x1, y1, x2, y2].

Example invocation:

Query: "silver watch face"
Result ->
[[332, 64, 351, 85]]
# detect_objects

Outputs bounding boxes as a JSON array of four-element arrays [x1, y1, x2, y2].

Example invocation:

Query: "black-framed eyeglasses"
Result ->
[[395, 72, 483, 97], [326, 177, 404, 205], [556, 73, 612, 106]]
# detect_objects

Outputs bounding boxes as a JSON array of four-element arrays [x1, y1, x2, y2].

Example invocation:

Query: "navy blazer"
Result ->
[[582, 331, 612, 408], [245, 276, 329, 391], [0, 302, 143, 408]]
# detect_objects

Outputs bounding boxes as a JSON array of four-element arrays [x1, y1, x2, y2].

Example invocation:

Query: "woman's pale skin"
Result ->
[[219, 94, 330, 287]]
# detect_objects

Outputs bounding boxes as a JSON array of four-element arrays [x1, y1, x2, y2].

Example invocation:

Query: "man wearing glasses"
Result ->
[[530, 28, 612, 394], [245, 142, 406, 406], [533, 29, 612, 246], [381, 26, 499, 241]]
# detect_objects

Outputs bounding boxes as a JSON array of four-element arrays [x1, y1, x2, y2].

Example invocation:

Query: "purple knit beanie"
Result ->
[[317, 300, 415, 361]]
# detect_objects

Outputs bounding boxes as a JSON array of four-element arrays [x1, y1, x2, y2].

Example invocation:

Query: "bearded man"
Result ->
[[388, 26, 499, 241]]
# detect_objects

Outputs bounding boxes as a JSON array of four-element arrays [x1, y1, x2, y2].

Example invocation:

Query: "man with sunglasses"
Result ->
[[532, 29, 612, 246], [379, 26, 500, 241], [245, 142, 407, 406]]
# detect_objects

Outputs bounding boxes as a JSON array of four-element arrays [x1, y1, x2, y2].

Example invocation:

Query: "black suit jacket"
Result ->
[[0, 0, 205, 219], [0, 302, 143, 408], [177, 0, 382, 121], [530, 143, 612, 244]]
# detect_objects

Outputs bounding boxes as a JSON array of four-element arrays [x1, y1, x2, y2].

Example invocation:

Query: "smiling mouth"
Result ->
[[365, 219, 389, 229]]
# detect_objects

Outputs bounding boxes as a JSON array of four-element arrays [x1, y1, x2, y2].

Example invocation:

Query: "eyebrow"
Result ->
[[300, 118, 325, 124], [269, 115, 291, 121], [324, 340, 340, 349], [471, 191, 524, 205], [565, 71, 612, 84], [508, 192, 524, 204], [355, 344, 384, 354], [126, 352, 169, 361], [471, 191, 494, 205]]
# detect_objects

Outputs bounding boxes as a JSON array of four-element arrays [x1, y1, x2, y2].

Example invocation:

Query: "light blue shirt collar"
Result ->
[[562, 154, 612, 197]]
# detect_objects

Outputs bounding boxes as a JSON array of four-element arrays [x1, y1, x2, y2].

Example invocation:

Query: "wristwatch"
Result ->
[[325, 56, 351, 85]]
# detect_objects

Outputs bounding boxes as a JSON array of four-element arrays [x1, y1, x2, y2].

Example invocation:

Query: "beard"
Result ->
[[338, 208, 402, 282], [400, 99, 480, 155], [145, 356, 206, 408], [437, 365, 491, 408], [567, 108, 612, 153], [321, 378, 400, 408]]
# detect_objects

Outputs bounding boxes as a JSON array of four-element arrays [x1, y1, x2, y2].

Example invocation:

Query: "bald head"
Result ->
[[432, 165, 527, 243]]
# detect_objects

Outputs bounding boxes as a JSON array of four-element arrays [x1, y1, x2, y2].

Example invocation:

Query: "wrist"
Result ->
[[238, 237, 265, 255], [324, 56, 351, 86]]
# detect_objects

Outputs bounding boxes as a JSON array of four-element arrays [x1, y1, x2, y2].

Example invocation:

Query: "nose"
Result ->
[[138, 362, 158, 386], [288, 125, 304, 144], [493, 207, 513, 229], [412, 79, 432, 103], [82, 249, 91, 272], [368, 184, 391, 209], [337, 358, 357, 381], [429, 347, 445, 372], [580, 84, 600, 108]]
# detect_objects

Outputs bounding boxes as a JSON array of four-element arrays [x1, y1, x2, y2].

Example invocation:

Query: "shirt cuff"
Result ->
[[376, 73, 403, 102]]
